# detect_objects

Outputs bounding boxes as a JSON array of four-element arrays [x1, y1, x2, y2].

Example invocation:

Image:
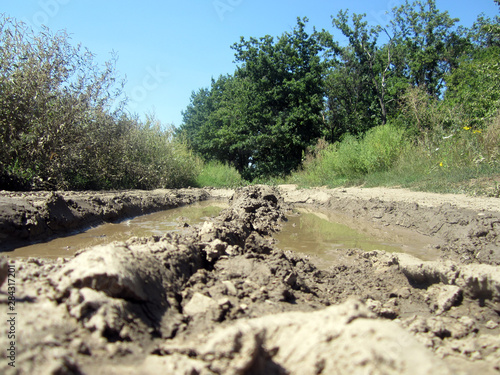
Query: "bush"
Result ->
[[0, 17, 201, 191], [329, 123, 407, 177], [195, 161, 245, 187], [367, 113, 500, 194], [285, 123, 407, 186]]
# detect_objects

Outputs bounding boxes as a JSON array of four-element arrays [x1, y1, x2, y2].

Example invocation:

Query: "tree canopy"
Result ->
[[178, 0, 500, 180]]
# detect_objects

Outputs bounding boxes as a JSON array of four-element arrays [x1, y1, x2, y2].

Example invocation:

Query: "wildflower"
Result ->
[[439, 162, 444, 167], [473, 130, 482, 134], [463, 126, 470, 131]]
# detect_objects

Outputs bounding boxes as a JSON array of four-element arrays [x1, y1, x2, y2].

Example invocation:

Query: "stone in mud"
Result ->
[[485, 320, 499, 329], [199, 221, 217, 242], [204, 238, 227, 262], [425, 284, 463, 314], [404, 314, 477, 340], [66, 287, 129, 338], [183, 293, 218, 316]]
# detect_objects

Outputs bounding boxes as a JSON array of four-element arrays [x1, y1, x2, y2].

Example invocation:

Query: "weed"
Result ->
[[195, 161, 246, 188]]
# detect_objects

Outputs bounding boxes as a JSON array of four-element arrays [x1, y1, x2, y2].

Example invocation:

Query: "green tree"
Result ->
[[390, 0, 466, 97], [322, 9, 411, 141], [231, 17, 326, 179], [445, 0, 500, 126], [179, 74, 254, 176], [180, 18, 327, 180]]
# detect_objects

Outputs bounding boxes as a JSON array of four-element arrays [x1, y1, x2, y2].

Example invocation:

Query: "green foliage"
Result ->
[[116, 116, 201, 189], [0, 17, 200, 191], [289, 114, 500, 195], [179, 0, 499, 187], [321, 0, 467, 142], [5, 0, 498, 193], [288, 124, 407, 186], [324, 10, 400, 134], [370, 115, 500, 194], [330, 124, 406, 177], [392, 86, 470, 137], [390, 0, 465, 97], [446, 46, 500, 126], [195, 161, 246, 188], [179, 18, 327, 180]]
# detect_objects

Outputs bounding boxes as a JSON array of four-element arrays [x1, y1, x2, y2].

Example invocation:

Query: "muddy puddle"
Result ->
[[6, 200, 227, 259], [6, 200, 439, 265], [274, 206, 440, 268]]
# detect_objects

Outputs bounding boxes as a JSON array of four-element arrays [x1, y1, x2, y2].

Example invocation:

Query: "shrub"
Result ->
[[0, 16, 201, 191], [285, 123, 407, 186], [0, 16, 124, 190], [195, 161, 245, 187], [481, 113, 500, 165], [331, 123, 406, 177]]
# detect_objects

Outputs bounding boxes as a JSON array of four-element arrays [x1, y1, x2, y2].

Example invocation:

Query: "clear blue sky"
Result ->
[[2, 0, 499, 127]]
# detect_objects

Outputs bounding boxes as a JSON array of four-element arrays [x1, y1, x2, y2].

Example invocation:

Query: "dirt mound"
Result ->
[[1, 186, 500, 374]]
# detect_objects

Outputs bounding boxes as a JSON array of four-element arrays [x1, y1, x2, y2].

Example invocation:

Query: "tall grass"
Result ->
[[286, 114, 500, 196], [287, 123, 406, 187], [373, 115, 500, 195], [195, 161, 246, 188]]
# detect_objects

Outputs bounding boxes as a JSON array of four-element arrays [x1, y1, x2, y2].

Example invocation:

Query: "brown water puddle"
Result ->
[[7, 201, 440, 266], [7, 201, 227, 259], [274, 207, 441, 268]]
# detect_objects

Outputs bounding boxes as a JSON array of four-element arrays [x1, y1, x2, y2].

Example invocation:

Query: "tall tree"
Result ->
[[323, 10, 406, 140], [179, 18, 327, 180], [445, 0, 500, 126], [231, 17, 326, 178], [390, 0, 465, 97]]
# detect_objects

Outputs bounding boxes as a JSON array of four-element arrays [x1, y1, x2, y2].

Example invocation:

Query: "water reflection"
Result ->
[[274, 207, 439, 266], [7, 201, 226, 259]]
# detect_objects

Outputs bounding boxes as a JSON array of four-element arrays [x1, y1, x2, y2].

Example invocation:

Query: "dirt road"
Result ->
[[0, 185, 499, 374]]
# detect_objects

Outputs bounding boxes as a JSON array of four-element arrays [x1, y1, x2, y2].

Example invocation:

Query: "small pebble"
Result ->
[[485, 320, 498, 329]]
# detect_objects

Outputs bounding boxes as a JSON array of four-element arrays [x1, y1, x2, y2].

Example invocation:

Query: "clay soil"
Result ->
[[1, 185, 500, 374]]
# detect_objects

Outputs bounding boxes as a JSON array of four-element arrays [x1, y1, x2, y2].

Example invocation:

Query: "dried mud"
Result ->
[[0, 185, 500, 374]]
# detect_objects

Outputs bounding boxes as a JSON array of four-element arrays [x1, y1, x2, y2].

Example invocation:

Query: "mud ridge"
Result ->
[[0, 186, 500, 374]]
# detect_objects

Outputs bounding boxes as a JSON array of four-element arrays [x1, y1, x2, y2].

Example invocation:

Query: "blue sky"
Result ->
[[2, 0, 499, 127]]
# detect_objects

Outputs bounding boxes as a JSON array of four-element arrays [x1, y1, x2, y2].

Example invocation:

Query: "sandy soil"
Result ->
[[0, 185, 499, 374]]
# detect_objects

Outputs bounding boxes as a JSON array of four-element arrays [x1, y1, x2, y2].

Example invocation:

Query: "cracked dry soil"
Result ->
[[0, 185, 500, 374]]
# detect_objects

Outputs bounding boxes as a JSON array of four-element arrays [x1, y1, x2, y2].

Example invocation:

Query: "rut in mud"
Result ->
[[0, 185, 500, 374]]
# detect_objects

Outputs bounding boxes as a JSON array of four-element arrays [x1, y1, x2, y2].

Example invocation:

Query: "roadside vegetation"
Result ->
[[0, 16, 201, 191], [179, 0, 500, 195], [1, 0, 499, 193], [285, 92, 500, 196], [195, 161, 246, 188]]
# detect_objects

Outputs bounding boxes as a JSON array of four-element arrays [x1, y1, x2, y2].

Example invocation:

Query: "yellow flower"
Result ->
[[463, 126, 470, 131], [439, 162, 444, 167], [473, 130, 482, 134]]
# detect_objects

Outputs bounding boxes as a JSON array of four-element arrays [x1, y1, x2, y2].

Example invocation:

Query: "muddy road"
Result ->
[[0, 185, 500, 374]]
